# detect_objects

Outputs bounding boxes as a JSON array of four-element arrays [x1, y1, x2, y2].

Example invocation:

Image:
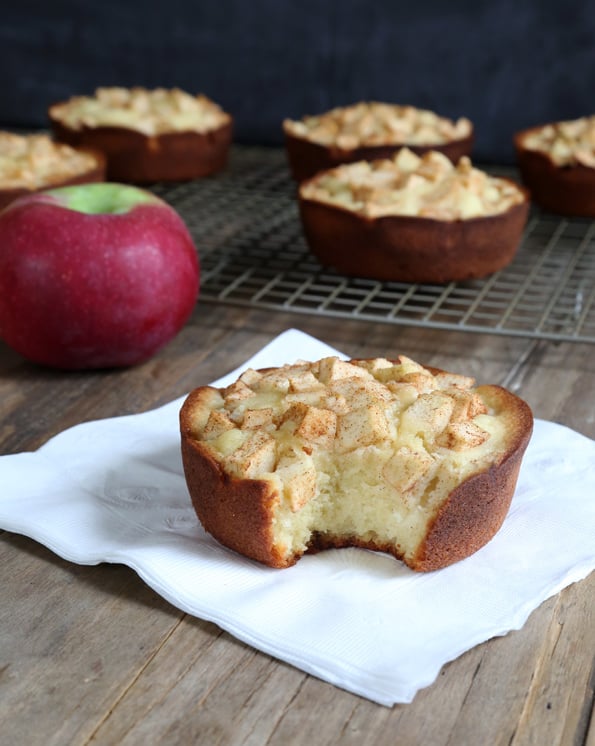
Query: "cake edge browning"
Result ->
[[410, 385, 533, 571], [180, 386, 288, 568], [298, 189, 530, 283], [285, 130, 474, 182], [514, 125, 595, 217], [180, 371, 534, 573], [49, 116, 233, 183]]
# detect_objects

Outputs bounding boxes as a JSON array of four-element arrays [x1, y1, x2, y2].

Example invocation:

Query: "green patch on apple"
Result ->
[[46, 182, 162, 215]]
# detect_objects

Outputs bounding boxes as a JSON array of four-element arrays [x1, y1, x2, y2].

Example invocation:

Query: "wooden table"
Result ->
[[0, 299, 593, 745]]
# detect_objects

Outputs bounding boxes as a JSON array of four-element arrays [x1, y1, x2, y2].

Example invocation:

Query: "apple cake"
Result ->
[[297, 148, 529, 283], [0, 131, 105, 210], [49, 86, 233, 183], [283, 101, 473, 181], [515, 115, 595, 216], [180, 355, 533, 572]]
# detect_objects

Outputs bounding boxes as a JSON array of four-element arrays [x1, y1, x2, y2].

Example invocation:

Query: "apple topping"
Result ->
[[49, 87, 231, 136], [0, 132, 99, 190], [299, 148, 525, 220], [518, 115, 595, 168], [283, 102, 472, 148], [193, 356, 500, 484], [187, 356, 517, 562]]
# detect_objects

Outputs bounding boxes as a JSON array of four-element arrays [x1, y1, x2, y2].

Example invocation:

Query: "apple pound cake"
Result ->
[[298, 148, 529, 283], [180, 355, 533, 572], [515, 115, 595, 216], [0, 132, 105, 210], [49, 86, 232, 183], [283, 101, 473, 181]]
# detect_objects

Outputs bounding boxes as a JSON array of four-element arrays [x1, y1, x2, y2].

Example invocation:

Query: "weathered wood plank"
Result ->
[[511, 575, 595, 746], [0, 534, 184, 746], [505, 339, 595, 438], [91, 630, 308, 745]]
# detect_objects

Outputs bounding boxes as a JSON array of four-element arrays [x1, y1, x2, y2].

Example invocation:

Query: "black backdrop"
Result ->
[[1, 0, 593, 164]]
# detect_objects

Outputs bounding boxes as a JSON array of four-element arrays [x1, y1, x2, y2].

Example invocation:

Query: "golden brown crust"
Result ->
[[49, 116, 233, 183], [298, 183, 529, 283], [411, 385, 533, 570], [514, 125, 595, 216], [285, 130, 474, 182], [180, 362, 533, 572], [0, 146, 105, 211], [181, 387, 285, 566]]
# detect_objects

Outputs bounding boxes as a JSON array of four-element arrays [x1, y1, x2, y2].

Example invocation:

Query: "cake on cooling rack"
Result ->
[[515, 115, 595, 216], [283, 101, 473, 181], [297, 148, 529, 283], [49, 87, 232, 183], [180, 355, 533, 572]]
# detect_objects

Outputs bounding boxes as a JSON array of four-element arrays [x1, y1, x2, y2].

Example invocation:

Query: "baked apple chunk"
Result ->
[[180, 356, 533, 572]]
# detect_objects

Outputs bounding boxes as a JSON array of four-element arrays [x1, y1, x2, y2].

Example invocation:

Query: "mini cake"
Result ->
[[515, 116, 595, 216], [49, 86, 233, 183], [180, 355, 533, 572], [298, 148, 529, 283], [0, 132, 105, 210], [283, 101, 473, 181]]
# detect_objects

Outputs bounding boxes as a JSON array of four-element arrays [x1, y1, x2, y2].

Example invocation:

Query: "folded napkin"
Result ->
[[1, 329, 594, 706]]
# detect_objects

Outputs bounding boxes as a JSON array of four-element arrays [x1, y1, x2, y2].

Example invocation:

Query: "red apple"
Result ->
[[0, 183, 199, 369]]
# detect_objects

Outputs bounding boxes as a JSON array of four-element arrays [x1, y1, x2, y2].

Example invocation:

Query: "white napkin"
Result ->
[[1, 329, 594, 706]]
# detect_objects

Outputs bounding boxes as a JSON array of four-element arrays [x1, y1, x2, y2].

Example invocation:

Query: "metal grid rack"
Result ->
[[154, 147, 595, 344]]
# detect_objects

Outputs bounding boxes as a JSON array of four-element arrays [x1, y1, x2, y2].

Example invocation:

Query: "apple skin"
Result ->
[[0, 183, 200, 369]]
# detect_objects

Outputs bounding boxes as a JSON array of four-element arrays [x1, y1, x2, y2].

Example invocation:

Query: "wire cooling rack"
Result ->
[[154, 147, 595, 344]]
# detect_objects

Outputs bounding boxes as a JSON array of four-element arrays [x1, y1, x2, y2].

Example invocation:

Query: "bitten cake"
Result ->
[[180, 355, 533, 572], [515, 116, 595, 216], [49, 86, 233, 183], [0, 132, 105, 210], [283, 101, 473, 181], [297, 148, 529, 283]]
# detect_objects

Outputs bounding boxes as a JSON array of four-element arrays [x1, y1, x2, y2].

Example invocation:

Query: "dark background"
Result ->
[[1, 1, 593, 164]]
